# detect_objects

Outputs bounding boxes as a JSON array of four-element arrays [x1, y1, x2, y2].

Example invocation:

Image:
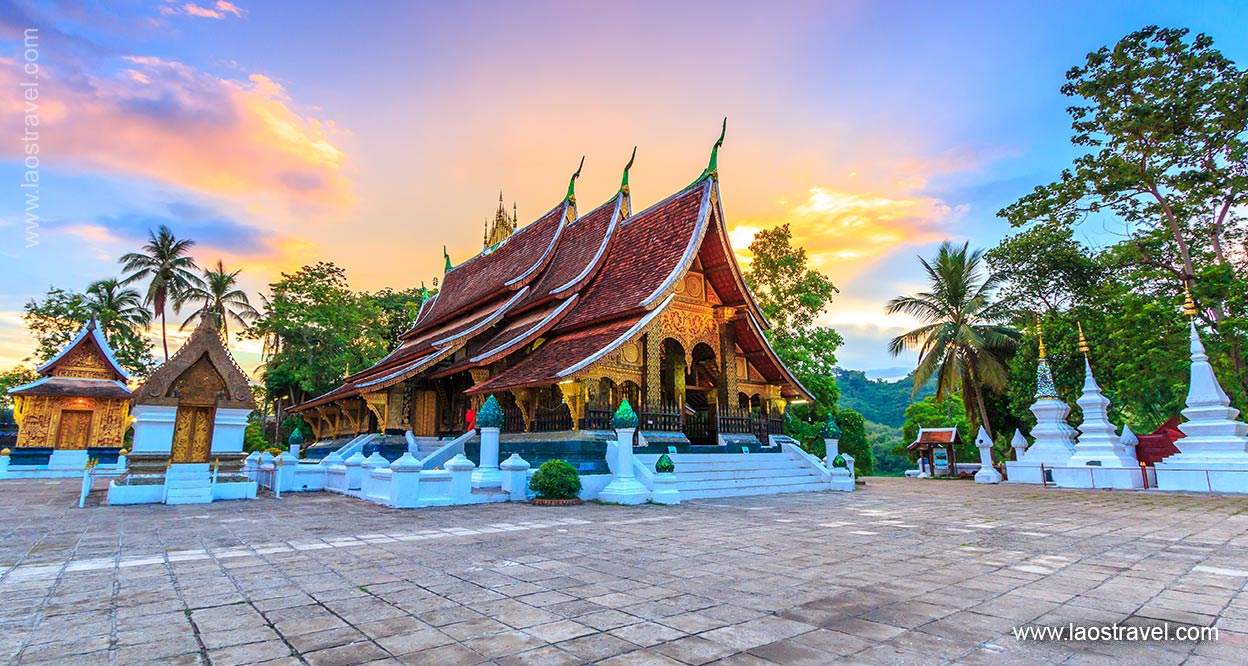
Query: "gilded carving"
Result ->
[[619, 341, 641, 365], [52, 344, 115, 379], [171, 406, 213, 463], [558, 381, 587, 429]]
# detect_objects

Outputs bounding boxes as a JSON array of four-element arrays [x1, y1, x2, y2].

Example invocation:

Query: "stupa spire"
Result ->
[[1034, 326, 1060, 400]]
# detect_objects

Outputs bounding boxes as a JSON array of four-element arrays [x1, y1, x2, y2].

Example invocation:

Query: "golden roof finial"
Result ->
[[1183, 283, 1198, 318], [1077, 322, 1090, 356], [1036, 326, 1047, 359]]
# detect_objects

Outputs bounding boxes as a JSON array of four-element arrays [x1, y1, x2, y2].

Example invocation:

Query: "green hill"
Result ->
[[833, 369, 935, 428]]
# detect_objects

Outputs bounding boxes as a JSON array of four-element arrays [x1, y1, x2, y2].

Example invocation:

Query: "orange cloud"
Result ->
[[0, 54, 349, 210], [732, 186, 962, 283]]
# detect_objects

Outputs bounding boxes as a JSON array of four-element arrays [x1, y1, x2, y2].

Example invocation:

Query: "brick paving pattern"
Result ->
[[1, 478, 1246, 665]]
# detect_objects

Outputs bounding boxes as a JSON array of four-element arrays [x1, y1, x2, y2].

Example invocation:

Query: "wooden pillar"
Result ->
[[716, 308, 738, 410], [643, 332, 662, 408]]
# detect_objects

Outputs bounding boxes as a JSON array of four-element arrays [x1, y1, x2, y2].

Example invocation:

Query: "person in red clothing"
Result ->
[[465, 406, 477, 433]]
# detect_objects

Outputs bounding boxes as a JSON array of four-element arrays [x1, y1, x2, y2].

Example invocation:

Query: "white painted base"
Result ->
[[471, 468, 502, 489], [633, 452, 829, 500], [1005, 461, 1050, 484], [1052, 465, 1145, 489], [597, 477, 650, 505], [212, 481, 257, 500], [107, 481, 164, 505], [1155, 460, 1248, 493], [651, 473, 680, 504], [829, 469, 854, 492], [974, 467, 1003, 484]]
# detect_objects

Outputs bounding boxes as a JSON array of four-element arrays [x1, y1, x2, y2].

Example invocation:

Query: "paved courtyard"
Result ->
[[0, 478, 1245, 665]]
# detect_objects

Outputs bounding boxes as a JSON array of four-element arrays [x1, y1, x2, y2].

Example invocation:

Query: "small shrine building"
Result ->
[[7, 319, 131, 471], [109, 315, 257, 504]]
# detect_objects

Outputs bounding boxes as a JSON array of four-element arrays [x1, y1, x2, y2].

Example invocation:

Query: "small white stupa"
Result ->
[[1156, 293, 1248, 492], [973, 426, 1002, 484], [1056, 325, 1142, 489], [1006, 329, 1076, 484]]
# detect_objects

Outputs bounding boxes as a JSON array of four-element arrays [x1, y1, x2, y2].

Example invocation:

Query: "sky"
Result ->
[[1, 0, 1246, 379]]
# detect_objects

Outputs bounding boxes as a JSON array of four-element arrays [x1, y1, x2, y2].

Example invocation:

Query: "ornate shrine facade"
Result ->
[[293, 138, 811, 451], [8, 320, 132, 467]]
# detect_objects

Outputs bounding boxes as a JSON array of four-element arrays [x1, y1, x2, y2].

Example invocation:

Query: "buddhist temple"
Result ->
[[6, 319, 131, 474], [293, 129, 812, 472], [108, 314, 258, 504]]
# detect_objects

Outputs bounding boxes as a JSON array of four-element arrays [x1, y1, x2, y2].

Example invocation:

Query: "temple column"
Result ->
[[469, 369, 491, 412], [559, 380, 587, 430], [643, 332, 662, 408], [716, 308, 738, 410]]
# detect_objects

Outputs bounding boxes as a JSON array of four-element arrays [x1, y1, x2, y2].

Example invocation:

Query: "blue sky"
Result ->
[[1, 0, 1245, 377]]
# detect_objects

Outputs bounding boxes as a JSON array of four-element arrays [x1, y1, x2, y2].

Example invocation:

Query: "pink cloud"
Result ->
[[0, 54, 349, 209]]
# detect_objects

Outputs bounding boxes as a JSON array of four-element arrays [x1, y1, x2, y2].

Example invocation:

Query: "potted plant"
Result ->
[[529, 459, 582, 505]]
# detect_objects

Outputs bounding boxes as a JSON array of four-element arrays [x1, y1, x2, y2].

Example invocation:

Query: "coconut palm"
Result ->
[[180, 260, 259, 340], [120, 225, 198, 360], [886, 241, 1019, 437], [85, 278, 152, 340]]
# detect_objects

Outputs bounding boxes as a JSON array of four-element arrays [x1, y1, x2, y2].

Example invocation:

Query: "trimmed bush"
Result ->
[[831, 453, 848, 469], [529, 459, 582, 500]]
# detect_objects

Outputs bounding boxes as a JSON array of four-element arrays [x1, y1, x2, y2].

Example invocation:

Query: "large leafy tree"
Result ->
[[247, 262, 389, 407], [180, 260, 259, 340], [744, 224, 843, 407], [21, 282, 157, 377], [1000, 26, 1248, 389], [886, 241, 1019, 437], [120, 225, 199, 360]]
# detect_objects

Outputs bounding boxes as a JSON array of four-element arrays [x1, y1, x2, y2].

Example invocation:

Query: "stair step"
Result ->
[[680, 481, 829, 500]]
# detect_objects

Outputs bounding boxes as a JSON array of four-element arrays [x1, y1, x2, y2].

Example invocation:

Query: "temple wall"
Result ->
[[13, 395, 129, 449]]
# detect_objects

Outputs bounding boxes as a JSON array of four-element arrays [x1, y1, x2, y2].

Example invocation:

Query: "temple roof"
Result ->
[[410, 201, 568, 334], [36, 319, 128, 382], [8, 376, 131, 399], [134, 315, 255, 409], [294, 146, 815, 411], [908, 427, 962, 450]]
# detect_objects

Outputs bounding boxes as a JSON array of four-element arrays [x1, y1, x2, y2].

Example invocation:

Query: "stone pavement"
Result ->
[[1, 478, 1246, 665]]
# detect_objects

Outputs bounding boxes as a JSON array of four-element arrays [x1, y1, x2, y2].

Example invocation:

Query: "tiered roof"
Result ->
[[8, 319, 131, 399], [294, 142, 812, 412]]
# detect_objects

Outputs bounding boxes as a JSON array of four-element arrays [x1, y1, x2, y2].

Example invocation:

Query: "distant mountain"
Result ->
[[860, 366, 918, 381], [834, 368, 936, 428]]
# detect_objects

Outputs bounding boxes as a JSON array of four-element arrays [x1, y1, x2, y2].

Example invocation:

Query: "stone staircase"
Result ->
[[635, 452, 828, 500], [164, 463, 213, 504]]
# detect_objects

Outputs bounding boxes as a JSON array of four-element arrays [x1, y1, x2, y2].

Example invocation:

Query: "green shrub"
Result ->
[[529, 459, 582, 500]]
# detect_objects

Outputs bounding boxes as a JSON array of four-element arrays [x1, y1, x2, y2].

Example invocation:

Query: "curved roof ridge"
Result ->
[[37, 318, 129, 381], [548, 193, 623, 299]]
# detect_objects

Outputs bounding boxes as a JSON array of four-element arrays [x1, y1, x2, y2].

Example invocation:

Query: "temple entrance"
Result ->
[[56, 410, 93, 450], [686, 343, 719, 446], [171, 405, 214, 463], [412, 389, 437, 436]]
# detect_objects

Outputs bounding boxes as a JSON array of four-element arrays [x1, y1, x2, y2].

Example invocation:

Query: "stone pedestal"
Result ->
[[500, 453, 531, 500], [447, 454, 475, 501], [829, 466, 854, 491], [473, 426, 502, 488], [973, 427, 1002, 484], [651, 472, 680, 504], [1157, 322, 1248, 493], [344, 452, 365, 491], [389, 453, 423, 508], [599, 428, 649, 505]]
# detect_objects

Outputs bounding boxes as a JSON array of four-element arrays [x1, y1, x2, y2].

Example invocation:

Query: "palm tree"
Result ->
[[886, 241, 1018, 437], [180, 260, 259, 340], [120, 225, 198, 360], [85, 279, 152, 340]]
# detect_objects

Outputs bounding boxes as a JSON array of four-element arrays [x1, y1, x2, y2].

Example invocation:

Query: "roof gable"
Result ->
[[134, 316, 255, 409], [37, 319, 128, 382]]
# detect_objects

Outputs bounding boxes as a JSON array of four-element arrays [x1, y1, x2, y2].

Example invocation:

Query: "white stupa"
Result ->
[[1006, 330, 1076, 484], [1056, 326, 1142, 489], [1155, 312, 1248, 493]]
